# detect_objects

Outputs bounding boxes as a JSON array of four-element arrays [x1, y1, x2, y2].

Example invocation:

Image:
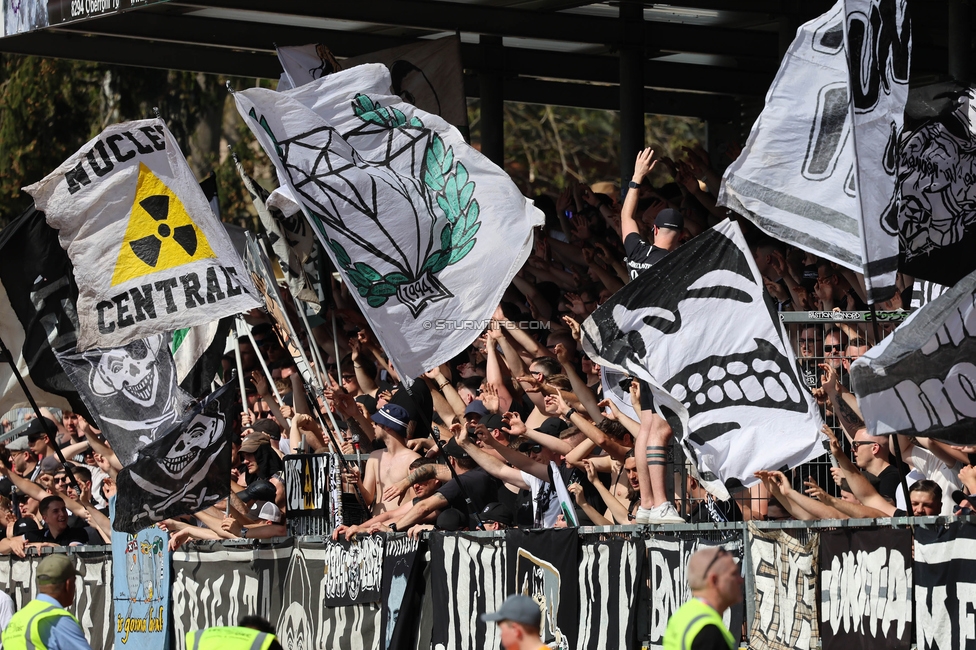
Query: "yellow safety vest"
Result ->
[[1, 598, 81, 650], [185, 627, 276, 650], [662, 598, 736, 650]]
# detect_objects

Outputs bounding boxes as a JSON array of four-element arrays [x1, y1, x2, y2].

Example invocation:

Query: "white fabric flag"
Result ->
[[277, 36, 468, 130], [24, 119, 260, 351], [581, 220, 824, 499], [234, 64, 543, 380], [718, 0, 910, 303]]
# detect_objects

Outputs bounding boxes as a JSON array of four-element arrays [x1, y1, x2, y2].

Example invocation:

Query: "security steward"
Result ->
[[2, 554, 92, 650], [663, 547, 743, 650], [185, 626, 279, 650]]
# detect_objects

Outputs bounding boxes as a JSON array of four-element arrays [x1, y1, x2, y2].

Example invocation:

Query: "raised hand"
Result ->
[[632, 148, 657, 182], [562, 316, 582, 342], [481, 383, 500, 413], [502, 411, 527, 437]]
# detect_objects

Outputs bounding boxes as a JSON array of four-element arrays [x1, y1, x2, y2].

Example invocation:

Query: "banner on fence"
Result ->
[[283, 454, 331, 536], [111, 498, 170, 650], [577, 537, 641, 650], [380, 534, 425, 650], [749, 525, 819, 650], [819, 528, 912, 650], [645, 534, 745, 649], [914, 521, 976, 650], [321, 536, 384, 606], [429, 532, 506, 650]]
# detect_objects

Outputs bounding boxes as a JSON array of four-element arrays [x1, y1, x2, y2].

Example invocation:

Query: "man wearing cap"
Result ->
[[7, 436, 40, 482], [621, 149, 685, 282], [479, 502, 514, 530], [663, 547, 742, 650], [347, 404, 419, 517], [481, 594, 546, 650], [2, 554, 93, 650], [26, 418, 60, 461]]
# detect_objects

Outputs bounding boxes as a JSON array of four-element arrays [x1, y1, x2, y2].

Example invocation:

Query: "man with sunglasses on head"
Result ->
[[849, 428, 903, 503], [664, 547, 743, 650]]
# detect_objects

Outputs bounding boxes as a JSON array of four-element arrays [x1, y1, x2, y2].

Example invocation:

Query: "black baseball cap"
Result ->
[[655, 208, 684, 231], [442, 438, 470, 459], [480, 502, 514, 526], [535, 417, 568, 437], [483, 413, 505, 431]]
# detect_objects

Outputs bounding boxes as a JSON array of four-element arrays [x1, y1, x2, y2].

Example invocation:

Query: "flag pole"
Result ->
[[0, 334, 85, 499], [232, 320, 250, 424], [238, 316, 289, 426]]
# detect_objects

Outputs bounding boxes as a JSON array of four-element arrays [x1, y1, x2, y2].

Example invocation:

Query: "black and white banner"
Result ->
[[719, 0, 911, 303], [581, 219, 824, 499], [749, 525, 819, 650], [172, 545, 292, 650], [914, 521, 976, 650], [283, 454, 331, 536], [506, 529, 579, 650], [277, 542, 381, 650], [892, 85, 976, 286], [851, 269, 976, 444], [644, 534, 745, 649], [819, 528, 912, 650], [321, 536, 385, 607], [114, 382, 234, 533], [429, 533, 506, 650], [576, 538, 641, 650], [380, 535, 424, 650], [0, 551, 113, 650]]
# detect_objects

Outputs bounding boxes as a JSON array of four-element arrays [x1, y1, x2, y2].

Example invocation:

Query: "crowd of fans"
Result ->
[[0, 143, 965, 550]]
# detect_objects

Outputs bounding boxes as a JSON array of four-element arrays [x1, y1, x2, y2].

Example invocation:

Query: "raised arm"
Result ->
[[456, 427, 529, 489], [621, 148, 656, 241]]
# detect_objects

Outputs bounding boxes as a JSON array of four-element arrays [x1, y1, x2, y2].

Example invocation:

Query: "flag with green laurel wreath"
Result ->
[[234, 63, 544, 379]]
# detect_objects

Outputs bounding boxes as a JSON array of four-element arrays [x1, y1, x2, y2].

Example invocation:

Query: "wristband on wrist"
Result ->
[[628, 180, 640, 189], [438, 381, 449, 389], [564, 407, 577, 420], [389, 523, 398, 533]]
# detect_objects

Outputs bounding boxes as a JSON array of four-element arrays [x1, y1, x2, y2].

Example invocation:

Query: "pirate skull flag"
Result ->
[[850, 266, 976, 444], [114, 381, 234, 533], [887, 84, 976, 286], [233, 63, 544, 380], [24, 118, 260, 351], [56, 333, 193, 466], [581, 220, 824, 499], [718, 0, 911, 303]]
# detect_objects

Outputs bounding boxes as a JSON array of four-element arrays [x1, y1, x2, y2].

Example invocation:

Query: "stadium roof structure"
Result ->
[[0, 0, 969, 174]]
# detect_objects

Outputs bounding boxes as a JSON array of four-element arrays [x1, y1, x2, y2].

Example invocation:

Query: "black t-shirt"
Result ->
[[26, 525, 89, 546], [872, 465, 903, 501], [624, 233, 669, 280], [437, 468, 501, 515], [691, 624, 733, 650]]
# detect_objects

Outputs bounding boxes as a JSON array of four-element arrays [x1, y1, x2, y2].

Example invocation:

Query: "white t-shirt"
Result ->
[[909, 445, 962, 516], [0, 589, 14, 638], [519, 471, 561, 527]]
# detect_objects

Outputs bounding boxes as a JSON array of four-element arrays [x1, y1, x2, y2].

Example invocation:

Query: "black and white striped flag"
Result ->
[[576, 538, 642, 650]]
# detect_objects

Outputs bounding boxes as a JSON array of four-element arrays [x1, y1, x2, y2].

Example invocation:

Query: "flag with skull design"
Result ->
[[233, 63, 544, 380], [581, 220, 825, 499], [113, 381, 234, 533]]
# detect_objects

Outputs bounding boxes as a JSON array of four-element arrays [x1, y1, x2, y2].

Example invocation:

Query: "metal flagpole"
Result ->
[[232, 320, 250, 422], [238, 316, 289, 426]]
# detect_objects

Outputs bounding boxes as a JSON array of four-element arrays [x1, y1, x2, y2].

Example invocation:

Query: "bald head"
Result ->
[[688, 547, 726, 591]]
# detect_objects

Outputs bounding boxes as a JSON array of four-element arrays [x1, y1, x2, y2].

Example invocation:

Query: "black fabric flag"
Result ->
[[506, 528, 579, 650], [914, 521, 976, 650], [429, 532, 506, 650], [114, 381, 234, 533], [380, 534, 425, 650], [819, 528, 913, 650], [321, 536, 384, 607], [576, 538, 641, 650], [0, 204, 87, 415], [851, 268, 976, 444]]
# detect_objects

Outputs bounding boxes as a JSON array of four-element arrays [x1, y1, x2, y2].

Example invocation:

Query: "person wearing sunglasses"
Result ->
[[663, 547, 743, 650]]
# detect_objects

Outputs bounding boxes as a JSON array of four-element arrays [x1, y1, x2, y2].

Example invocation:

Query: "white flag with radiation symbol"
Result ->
[[25, 119, 260, 351]]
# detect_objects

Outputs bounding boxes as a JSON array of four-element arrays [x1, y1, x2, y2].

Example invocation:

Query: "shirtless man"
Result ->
[[345, 403, 419, 516]]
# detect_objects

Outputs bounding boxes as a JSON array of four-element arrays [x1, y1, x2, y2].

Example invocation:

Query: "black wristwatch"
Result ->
[[564, 408, 577, 420], [628, 180, 640, 189]]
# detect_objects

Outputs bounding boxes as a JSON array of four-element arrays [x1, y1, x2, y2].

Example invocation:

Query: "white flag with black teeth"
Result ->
[[581, 220, 824, 499]]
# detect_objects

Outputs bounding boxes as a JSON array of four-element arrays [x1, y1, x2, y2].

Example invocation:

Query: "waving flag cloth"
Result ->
[[718, 0, 911, 303], [581, 220, 824, 499], [114, 381, 235, 533], [851, 267, 976, 444], [234, 63, 544, 380], [276, 36, 468, 132], [24, 118, 260, 352]]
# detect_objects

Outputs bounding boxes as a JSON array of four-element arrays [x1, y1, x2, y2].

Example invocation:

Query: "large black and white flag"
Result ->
[[748, 525, 819, 650], [321, 536, 384, 607], [429, 533, 506, 650], [0, 205, 84, 414], [914, 521, 976, 650], [506, 529, 578, 650], [718, 0, 911, 303], [889, 85, 976, 285], [380, 535, 424, 650], [819, 528, 912, 650], [276, 35, 468, 131], [56, 333, 193, 466], [581, 220, 824, 499], [576, 538, 641, 650], [24, 118, 260, 351], [234, 63, 544, 380], [851, 268, 976, 444], [113, 382, 234, 533]]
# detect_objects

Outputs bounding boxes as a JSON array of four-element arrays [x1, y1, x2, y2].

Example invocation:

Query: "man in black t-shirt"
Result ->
[[620, 148, 684, 281], [851, 428, 903, 502], [26, 496, 88, 546]]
